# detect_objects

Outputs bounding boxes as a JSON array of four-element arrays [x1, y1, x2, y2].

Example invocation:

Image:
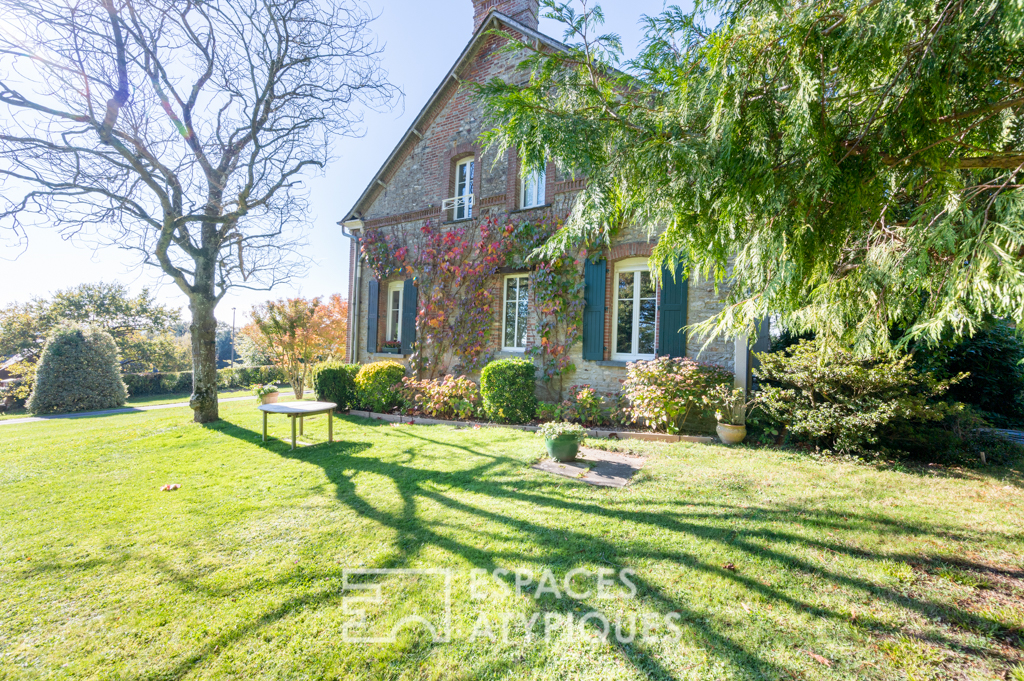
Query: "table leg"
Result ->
[[329, 411, 333, 443], [300, 415, 304, 436], [262, 411, 267, 442], [291, 416, 297, 450]]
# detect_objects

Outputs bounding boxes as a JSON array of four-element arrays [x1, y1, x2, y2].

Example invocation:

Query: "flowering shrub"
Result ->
[[755, 340, 965, 455], [560, 384, 608, 427], [622, 357, 733, 433], [401, 375, 482, 420], [354, 360, 407, 413], [536, 421, 588, 442]]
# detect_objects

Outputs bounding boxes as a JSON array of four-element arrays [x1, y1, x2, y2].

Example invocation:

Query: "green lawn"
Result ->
[[0, 389, 254, 421], [1, 402, 1023, 680]]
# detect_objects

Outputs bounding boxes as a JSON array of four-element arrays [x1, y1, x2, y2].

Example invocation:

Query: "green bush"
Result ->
[[755, 340, 965, 456], [354, 361, 407, 413], [621, 357, 733, 433], [920, 323, 1024, 424], [311, 362, 360, 410], [480, 358, 536, 424], [28, 324, 127, 414], [121, 366, 284, 396]]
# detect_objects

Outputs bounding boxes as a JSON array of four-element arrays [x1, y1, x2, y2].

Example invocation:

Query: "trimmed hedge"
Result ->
[[480, 358, 537, 424], [28, 325, 127, 414], [311, 362, 360, 410], [122, 366, 285, 397], [354, 361, 406, 413]]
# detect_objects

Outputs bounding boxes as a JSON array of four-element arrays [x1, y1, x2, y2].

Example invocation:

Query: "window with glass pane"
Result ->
[[614, 267, 656, 359], [521, 166, 546, 209], [386, 282, 403, 343], [503, 275, 529, 350], [455, 158, 474, 220]]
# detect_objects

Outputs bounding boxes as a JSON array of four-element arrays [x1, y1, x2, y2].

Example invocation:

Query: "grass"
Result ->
[[0, 389, 253, 421], [1, 402, 1023, 680]]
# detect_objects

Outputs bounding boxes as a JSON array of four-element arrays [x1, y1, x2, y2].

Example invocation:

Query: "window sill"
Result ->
[[500, 347, 527, 354], [593, 360, 630, 368], [442, 217, 475, 225], [510, 204, 553, 215], [370, 352, 408, 360]]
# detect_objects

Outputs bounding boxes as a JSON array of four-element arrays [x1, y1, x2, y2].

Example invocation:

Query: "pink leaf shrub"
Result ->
[[401, 375, 482, 421], [622, 357, 733, 434]]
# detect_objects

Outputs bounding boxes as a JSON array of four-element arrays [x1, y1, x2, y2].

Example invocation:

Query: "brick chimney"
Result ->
[[473, 0, 540, 32]]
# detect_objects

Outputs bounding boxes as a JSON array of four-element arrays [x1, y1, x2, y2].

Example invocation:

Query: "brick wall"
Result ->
[[348, 18, 737, 395]]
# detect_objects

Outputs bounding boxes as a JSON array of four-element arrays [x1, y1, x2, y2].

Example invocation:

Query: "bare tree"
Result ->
[[0, 0, 397, 422]]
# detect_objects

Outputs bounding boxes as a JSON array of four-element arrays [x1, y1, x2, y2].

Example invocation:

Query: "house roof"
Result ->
[[340, 11, 571, 226]]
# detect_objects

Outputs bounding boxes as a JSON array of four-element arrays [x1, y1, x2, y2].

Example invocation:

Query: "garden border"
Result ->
[[347, 410, 718, 444]]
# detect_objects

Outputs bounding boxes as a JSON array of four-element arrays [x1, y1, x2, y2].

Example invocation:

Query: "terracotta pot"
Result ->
[[545, 435, 581, 462], [716, 423, 747, 445], [261, 392, 280, 405]]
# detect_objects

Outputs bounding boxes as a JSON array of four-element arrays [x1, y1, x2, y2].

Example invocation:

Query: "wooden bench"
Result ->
[[258, 401, 338, 450]]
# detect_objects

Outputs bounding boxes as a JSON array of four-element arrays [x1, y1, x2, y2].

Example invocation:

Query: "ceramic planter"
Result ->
[[261, 392, 280, 405], [716, 423, 747, 445], [545, 435, 581, 462]]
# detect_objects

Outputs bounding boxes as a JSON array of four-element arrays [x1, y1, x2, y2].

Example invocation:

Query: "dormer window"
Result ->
[[521, 164, 546, 209], [454, 158, 474, 220]]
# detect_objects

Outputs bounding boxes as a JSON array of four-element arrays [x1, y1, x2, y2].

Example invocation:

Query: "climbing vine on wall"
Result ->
[[369, 213, 587, 391], [409, 219, 505, 378], [361, 227, 409, 280]]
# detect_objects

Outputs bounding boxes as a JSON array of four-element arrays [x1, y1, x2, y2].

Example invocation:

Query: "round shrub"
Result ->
[[480, 358, 536, 424], [354, 361, 407, 413], [622, 356, 733, 434], [28, 324, 127, 414], [311, 361, 360, 410]]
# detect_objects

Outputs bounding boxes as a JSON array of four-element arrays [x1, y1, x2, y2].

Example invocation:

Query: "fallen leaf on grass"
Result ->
[[801, 650, 832, 667], [722, 562, 737, 572], [160, 484, 181, 492]]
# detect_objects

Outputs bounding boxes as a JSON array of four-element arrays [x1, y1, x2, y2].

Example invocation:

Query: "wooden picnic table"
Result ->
[[258, 401, 337, 450]]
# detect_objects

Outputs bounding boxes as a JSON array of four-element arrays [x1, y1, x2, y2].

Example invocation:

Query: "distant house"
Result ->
[[341, 0, 762, 393], [0, 352, 29, 381]]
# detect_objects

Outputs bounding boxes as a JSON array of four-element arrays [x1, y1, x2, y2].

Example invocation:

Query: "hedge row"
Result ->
[[123, 366, 286, 396]]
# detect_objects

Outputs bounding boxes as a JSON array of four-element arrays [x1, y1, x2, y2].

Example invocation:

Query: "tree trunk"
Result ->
[[189, 295, 220, 423]]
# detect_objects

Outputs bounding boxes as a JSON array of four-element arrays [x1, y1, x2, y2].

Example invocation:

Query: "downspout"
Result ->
[[340, 219, 364, 364]]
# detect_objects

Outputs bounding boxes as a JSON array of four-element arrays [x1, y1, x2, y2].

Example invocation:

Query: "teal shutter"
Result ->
[[366, 279, 379, 354], [659, 265, 688, 358], [582, 259, 607, 361], [401, 279, 417, 355]]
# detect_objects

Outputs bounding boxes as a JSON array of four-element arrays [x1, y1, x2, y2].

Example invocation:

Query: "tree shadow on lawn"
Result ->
[[138, 418, 1024, 681]]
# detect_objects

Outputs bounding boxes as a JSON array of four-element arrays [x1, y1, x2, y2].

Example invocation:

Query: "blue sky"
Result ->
[[0, 0, 676, 324]]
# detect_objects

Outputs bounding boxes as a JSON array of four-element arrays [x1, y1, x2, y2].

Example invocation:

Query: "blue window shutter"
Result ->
[[401, 279, 417, 355], [366, 279, 379, 354], [582, 259, 607, 361], [659, 265, 688, 358]]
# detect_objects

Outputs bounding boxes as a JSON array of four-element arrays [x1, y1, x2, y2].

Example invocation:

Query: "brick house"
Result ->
[[341, 0, 760, 394]]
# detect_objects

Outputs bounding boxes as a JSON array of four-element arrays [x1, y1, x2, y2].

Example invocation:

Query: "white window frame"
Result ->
[[611, 258, 657, 362], [454, 157, 475, 220], [520, 164, 546, 209], [386, 280, 404, 345], [502, 274, 529, 352]]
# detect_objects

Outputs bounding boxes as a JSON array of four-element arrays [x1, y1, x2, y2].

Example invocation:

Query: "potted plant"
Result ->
[[537, 422, 588, 462], [381, 340, 403, 355], [704, 385, 756, 444], [252, 383, 281, 405]]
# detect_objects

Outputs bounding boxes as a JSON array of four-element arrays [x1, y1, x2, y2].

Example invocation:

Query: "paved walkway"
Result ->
[[532, 447, 647, 488], [0, 396, 252, 427]]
